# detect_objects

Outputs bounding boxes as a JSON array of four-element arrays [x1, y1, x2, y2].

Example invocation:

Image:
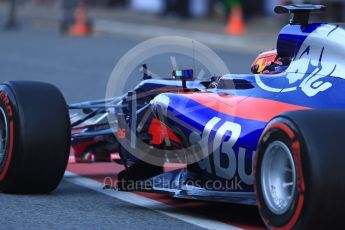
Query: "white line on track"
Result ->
[[65, 171, 242, 230], [93, 19, 262, 53]]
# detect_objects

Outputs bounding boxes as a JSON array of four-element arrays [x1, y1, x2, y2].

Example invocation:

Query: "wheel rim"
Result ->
[[261, 141, 297, 215], [0, 107, 8, 168]]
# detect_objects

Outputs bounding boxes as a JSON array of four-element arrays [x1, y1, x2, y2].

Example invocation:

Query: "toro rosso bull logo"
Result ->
[[256, 24, 345, 97]]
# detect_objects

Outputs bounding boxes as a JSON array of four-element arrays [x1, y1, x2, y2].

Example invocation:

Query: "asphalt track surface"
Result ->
[[0, 25, 265, 229]]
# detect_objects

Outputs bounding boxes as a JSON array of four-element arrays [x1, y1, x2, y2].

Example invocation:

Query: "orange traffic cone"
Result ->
[[69, 2, 91, 36], [225, 5, 245, 36]]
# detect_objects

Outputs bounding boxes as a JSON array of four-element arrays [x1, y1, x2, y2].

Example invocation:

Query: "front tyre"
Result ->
[[255, 110, 345, 229], [0, 81, 70, 193]]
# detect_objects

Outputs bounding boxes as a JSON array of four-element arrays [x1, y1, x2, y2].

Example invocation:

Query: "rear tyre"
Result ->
[[0, 81, 70, 193], [255, 110, 345, 229]]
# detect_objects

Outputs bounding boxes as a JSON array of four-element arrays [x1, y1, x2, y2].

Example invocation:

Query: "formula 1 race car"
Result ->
[[0, 4, 344, 229]]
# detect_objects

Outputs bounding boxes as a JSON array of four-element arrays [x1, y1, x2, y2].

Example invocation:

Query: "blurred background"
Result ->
[[0, 0, 344, 103], [1, 0, 342, 25]]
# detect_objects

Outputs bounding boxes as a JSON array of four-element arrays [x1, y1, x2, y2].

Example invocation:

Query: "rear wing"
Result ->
[[275, 4, 326, 25]]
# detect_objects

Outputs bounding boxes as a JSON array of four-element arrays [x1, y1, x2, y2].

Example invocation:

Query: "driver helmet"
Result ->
[[251, 50, 291, 74]]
